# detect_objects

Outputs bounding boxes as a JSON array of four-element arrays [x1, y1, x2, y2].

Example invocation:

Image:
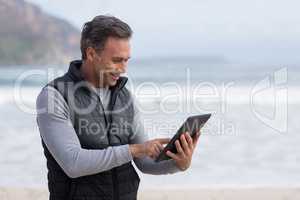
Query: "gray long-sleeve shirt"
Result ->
[[36, 85, 180, 178]]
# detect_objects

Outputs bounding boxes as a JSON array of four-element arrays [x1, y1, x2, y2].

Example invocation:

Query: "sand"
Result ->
[[0, 186, 300, 200]]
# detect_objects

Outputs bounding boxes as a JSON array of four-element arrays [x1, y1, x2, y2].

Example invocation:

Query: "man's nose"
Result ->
[[117, 61, 127, 73]]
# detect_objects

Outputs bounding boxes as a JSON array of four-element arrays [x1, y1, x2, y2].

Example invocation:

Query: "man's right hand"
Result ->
[[129, 138, 170, 159]]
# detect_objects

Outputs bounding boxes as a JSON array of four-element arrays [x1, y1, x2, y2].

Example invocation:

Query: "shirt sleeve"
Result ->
[[129, 91, 181, 175], [36, 86, 133, 178]]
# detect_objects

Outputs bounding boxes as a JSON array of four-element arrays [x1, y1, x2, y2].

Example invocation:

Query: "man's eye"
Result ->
[[113, 59, 122, 63]]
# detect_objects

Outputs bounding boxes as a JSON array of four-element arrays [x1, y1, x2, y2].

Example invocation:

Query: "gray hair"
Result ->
[[80, 15, 133, 60]]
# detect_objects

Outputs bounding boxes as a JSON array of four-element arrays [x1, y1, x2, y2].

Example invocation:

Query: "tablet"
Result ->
[[155, 114, 211, 162]]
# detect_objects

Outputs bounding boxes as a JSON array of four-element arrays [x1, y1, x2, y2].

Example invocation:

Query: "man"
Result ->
[[36, 15, 200, 200]]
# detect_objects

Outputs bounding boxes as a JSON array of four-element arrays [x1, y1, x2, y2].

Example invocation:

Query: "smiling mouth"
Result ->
[[110, 72, 120, 81]]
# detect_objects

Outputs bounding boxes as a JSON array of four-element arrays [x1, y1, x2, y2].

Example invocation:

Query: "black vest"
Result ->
[[41, 60, 140, 200]]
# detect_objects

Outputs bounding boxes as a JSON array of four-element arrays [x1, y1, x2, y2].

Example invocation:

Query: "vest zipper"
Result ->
[[95, 77, 126, 200], [108, 88, 120, 200], [94, 91, 118, 200]]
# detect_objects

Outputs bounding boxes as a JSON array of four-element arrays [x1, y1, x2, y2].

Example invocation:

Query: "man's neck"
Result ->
[[81, 61, 107, 89]]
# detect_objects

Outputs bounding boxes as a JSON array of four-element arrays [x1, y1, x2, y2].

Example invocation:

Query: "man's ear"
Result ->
[[86, 47, 96, 62]]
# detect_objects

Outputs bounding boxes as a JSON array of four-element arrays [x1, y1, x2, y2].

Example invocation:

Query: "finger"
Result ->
[[166, 150, 179, 160], [154, 144, 161, 156], [180, 133, 190, 154], [175, 140, 185, 157], [185, 132, 194, 150], [156, 142, 164, 151], [156, 138, 171, 144], [149, 148, 159, 159], [149, 144, 158, 157]]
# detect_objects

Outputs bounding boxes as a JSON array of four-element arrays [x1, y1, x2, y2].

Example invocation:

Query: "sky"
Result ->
[[26, 0, 300, 64]]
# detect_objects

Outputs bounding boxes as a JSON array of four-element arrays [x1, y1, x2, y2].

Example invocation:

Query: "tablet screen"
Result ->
[[155, 114, 211, 162]]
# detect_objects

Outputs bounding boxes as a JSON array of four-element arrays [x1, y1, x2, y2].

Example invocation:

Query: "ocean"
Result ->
[[0, 61, 299, 189]]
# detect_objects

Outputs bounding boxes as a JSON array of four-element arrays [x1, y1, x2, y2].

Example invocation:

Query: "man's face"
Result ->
[[91, 37, 131, 87]]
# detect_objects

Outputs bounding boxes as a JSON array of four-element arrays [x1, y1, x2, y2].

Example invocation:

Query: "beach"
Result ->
[[1, 0, 300, 199], [0, 65, 299, 199], [1, 186, 300, 200]]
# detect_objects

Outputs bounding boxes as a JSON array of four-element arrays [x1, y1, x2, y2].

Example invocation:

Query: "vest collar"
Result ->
[[67, 60, 128, 91]]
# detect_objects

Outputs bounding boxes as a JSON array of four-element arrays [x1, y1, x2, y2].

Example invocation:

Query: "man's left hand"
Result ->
[[166, 131, 200, 171]]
